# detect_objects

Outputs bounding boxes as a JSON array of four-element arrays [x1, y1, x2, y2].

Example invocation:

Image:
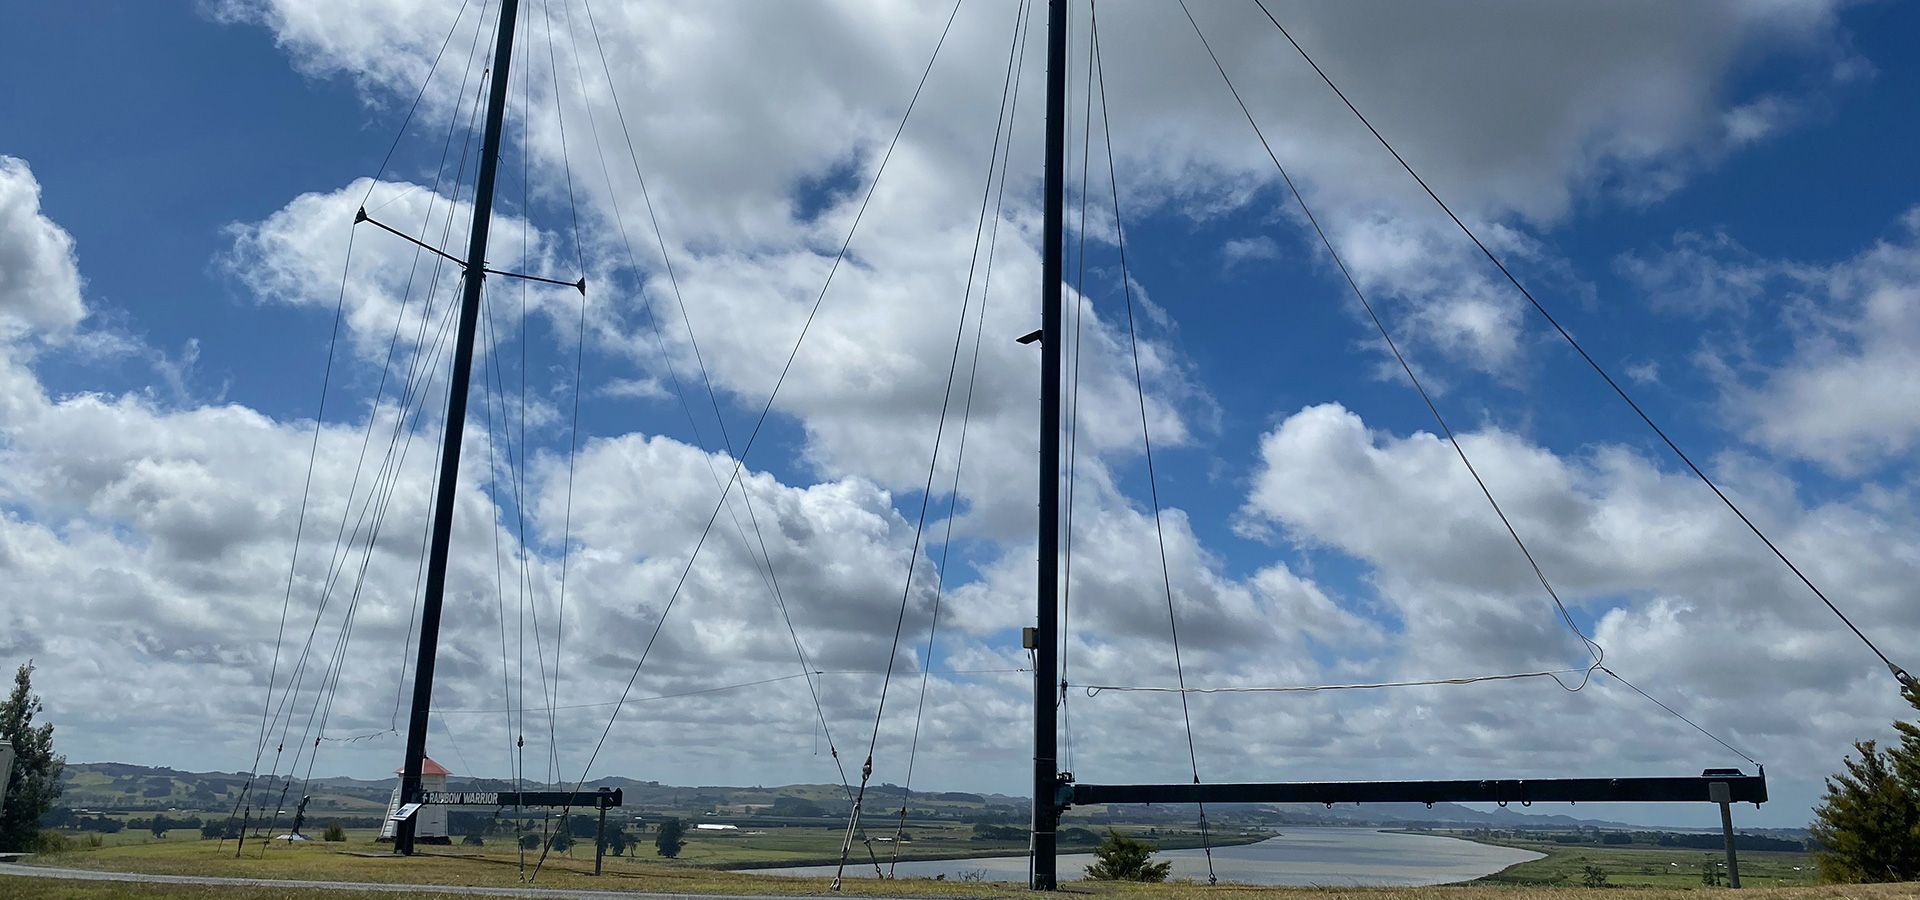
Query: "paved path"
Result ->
[[0, 861, 884, 899]]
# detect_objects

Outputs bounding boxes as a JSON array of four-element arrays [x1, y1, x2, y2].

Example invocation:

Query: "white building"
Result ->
[[377, 756, 451, 843]]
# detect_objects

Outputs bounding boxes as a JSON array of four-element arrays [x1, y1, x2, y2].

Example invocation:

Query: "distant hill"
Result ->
[[59, 763, 393, 814], [59, 762, 1650, 830]]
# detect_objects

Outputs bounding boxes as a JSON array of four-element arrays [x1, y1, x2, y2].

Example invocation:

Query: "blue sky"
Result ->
[[4, 0, 1920, 831]]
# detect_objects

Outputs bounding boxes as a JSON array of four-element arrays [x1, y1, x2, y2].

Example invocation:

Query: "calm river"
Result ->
[[746, 828, 1543, 886]]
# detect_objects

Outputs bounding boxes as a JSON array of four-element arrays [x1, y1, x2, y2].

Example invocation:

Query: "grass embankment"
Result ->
[[22, 829, 1247, 885], [15, 837, 998, 896], [12, 830, 1895, 900], [1465, 835, 1815, 888]]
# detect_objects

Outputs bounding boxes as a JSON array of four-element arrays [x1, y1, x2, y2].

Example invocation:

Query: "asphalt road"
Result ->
[[0, 861, 872, 899]]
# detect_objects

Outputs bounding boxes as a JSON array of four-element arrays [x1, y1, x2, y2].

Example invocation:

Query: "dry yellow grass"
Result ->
[[9, 873, 1920, 900]]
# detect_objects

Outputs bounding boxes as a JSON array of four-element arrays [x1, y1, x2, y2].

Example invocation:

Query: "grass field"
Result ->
[[9, 872, 1920, 900], [17, 837, 1011, 896], [42, 819, 1257, 870], [10, 825, 1894, 900], [23, 826, 1251, 884], [1468, 836, 1815, 888]]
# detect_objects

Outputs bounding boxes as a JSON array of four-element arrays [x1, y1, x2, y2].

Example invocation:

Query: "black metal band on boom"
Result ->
[[357, 208, 586, 294]]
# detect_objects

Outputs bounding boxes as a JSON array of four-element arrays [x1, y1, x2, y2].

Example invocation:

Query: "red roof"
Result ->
[[393, 756, 452, 777]]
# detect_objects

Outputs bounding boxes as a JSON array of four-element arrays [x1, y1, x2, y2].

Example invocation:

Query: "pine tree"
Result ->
[[1810, 684, 1920, 882], [0, 661, 66, 852], [1889, 683, 1920, 792]]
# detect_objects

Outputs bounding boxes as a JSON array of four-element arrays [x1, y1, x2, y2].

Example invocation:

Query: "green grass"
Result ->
[[1466, 836, 1815, 888], [0, 876, 480, 899], [23, 826, 1251, 884], [10, 836, 1917, 900]]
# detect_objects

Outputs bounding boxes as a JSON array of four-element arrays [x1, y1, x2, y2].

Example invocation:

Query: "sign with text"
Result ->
[[419, 789, 622, 808]]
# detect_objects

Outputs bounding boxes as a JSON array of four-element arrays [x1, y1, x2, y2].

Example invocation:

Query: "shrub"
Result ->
[[461, 833, 485, 847], [34, 830, 72, 854], [1084, 830, 1170, 882], [322, 823, 346, 842], [1582, 865, 1608, 887]]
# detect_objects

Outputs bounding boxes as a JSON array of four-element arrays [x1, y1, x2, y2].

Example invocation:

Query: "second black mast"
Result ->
[[1032, 0, 1068, 890], [394, 0, 521, 857]]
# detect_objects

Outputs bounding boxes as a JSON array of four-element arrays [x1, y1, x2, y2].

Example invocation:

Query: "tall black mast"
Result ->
[[1032, 0, 1067, 890], [395, 0, 520, 856]]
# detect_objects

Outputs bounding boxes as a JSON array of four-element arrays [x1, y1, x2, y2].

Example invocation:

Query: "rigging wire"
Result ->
[[346, 0, 503, 749], [1090, 7, 1213, 883], [245, 4, 501, 849], [228, 196, 351, 853], [435, 669, 1032, 715], [357, 0, 480, 209], [1084, 668, 1596, 697], [514, 5, 537, 863], [1177, 1, 1758, 762], [1245, 0, 1910, 690], [537, 0, 592, 792], [565, 0, 807, 748], [366, 0, 507, 739], [233, 1, 487, 840], [1599, 666, 1759, 766], [831, 8, 997, 878], [270, 230, 459, 851], [275, 214, 471, 849], [477, 283, 522, 848], [290, 0, 498, 749], [515, 11, 535, 861], [437, 715, 479, 779], [1173, 0, 1605, 674], [525, 0, 885, 876], [1058, 0, 1098, 781], [526, 0, 968, 882], [572, 0, 868, 819], [888, 0, 1032, 875]]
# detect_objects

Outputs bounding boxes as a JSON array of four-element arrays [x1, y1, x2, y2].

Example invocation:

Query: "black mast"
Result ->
[[395, 0, 520, 856], [1032, 0, 1067, 890]]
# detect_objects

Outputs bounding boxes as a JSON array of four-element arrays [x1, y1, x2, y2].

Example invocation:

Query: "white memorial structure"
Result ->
[[378, 756, 451, 843]]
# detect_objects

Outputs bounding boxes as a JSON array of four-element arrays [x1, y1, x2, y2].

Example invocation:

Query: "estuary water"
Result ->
[[746, 827, 1543, 886]]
